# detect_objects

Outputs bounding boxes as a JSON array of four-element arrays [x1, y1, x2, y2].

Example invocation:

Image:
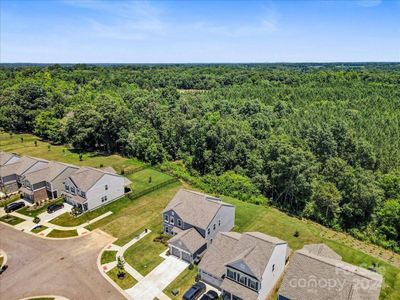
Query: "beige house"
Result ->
[[199, 231, 291, 300], [19, 161, 78, 203], [278, 244, 383, 300], [0, 155, 48, 193]]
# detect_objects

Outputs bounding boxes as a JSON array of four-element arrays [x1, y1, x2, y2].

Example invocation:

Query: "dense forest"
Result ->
[[0, 63, 399, 252]]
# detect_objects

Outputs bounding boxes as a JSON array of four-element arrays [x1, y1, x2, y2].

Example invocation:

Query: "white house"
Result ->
[[199, 231, 291, 300], [63, 166, 132, 212]]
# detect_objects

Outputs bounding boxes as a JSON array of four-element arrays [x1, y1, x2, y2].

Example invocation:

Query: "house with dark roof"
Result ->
[[63, 166, 132, 212], [278, 244, 383, 300], [199, 231, 290, 300], [19, 161, 78, 203], [0, 155, 48, 193], [162, 189, 235, 263]]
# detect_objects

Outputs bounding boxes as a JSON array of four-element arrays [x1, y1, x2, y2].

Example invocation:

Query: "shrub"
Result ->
[[33, 217, 40, 224], [293, 230, 300, 237]]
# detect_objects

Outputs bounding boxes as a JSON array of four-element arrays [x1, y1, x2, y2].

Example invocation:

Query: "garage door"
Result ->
[[182, 251, 191, 263], [171, 247, 181, 258]]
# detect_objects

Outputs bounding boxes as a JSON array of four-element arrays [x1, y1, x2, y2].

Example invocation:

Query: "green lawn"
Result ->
[[0, 194, 22, 207], [18, 199, 64, 217], [101, 250, 117, 265], [127, 168, 174, 193], [0, 215, 25, 225], [107, 267, 137, 290], [124, 231, 167, 276], [86, 182, 182, 246], [47, 229, 78, 238], [31, 225, 48, 234], [0, 132, 144, 174], [164, 266, 198, 299], [2, 132, 398, 300]]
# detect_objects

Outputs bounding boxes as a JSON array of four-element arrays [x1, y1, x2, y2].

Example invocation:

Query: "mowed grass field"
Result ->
[[0, 132, 144, 173], [1, 132, 399, 299]]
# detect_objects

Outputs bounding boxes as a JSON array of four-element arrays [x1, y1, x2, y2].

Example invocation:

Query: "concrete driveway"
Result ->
[[38, 203, 73, 223], [0, 224, 125, 300], [126, 255, 188, 300]]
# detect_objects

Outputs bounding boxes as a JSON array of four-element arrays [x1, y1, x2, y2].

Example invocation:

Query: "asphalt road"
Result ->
[[0, 224, 125, 300]]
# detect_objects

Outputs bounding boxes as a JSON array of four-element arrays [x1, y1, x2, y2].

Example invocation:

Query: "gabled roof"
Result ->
[[0, 152, 19, 166], [0, 156, 48, 178], [169, 228, 206, 254], [68, 166, 120, 192], [162, 189, 234, 230], [199, 232, 288, 280], [303, 243, 342, 260], [23, 161, 78, 184], [278, 246, 383, 300]]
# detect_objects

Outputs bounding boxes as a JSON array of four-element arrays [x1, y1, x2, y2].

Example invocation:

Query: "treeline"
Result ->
[[0, 64, 399, 252]]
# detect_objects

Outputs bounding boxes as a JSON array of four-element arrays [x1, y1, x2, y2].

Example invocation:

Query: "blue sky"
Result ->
[[1, 0, 399, 63]]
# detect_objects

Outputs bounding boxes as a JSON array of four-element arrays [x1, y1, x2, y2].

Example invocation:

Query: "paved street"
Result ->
[[0, 224, 125, 300]]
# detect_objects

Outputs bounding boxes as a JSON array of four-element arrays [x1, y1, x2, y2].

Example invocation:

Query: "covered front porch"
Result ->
[[62, 192, 88, 213]]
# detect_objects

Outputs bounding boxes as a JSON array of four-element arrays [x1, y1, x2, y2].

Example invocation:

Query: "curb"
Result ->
[[97, 240, 130, 300]]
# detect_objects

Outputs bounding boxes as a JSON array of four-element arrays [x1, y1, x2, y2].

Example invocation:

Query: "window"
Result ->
[[218, 220, 221, 226], [272, 264, 275, 272], [81, 192, 86, 198], [239, 275, 246, 285], [207, 228, 210, 235], [164, 215, 169, 222], [105, 195, 108, 201], [213, 224, 216, 230], [105, 185, 108, 190], [65, 185, 69, 191], [177, 219, 182, 227], [101, 196, 108, 202], [165, 227, 169, 233], [71, 187, 75, 194], [227, 269, 236, 280], [170, 217, 174, 225], [248, 279, 258, 291]]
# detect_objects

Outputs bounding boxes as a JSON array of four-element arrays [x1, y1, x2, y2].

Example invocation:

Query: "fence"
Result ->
[[127, 178, 179, 200]]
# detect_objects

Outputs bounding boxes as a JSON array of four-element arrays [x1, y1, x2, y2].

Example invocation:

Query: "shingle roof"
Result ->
[[199, 232, 288, 280], [163, 189, 234, 229], [0, 156, 48, 178], [23, 161, 78, 184], [278, 246, 383, 300], [220, 277, 259, 300], [69, 166, 121, 192], [169, 228, 206, 254], [0, 152, 19, 166], [303, 243, 342, 260]]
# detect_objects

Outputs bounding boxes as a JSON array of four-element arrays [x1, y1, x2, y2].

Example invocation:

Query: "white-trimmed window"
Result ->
[[213, 224, 216, 230], [170, 216, 174, 225], [177, 219, 182, 227], [105, 185, 108, 190], [164, 215, 169, 222], [207, 228, 210, 235]]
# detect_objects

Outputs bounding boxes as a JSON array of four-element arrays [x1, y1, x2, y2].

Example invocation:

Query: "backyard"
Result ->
[[1, 132, 399, 300]]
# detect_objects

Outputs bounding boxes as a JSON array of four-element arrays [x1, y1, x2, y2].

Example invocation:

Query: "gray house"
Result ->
[[278, 244, 383, 300], [19, 161, 78, 203], [162, 189, 235, 263], [199, 231, 290, 300], [0, 155, 48, 193]]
